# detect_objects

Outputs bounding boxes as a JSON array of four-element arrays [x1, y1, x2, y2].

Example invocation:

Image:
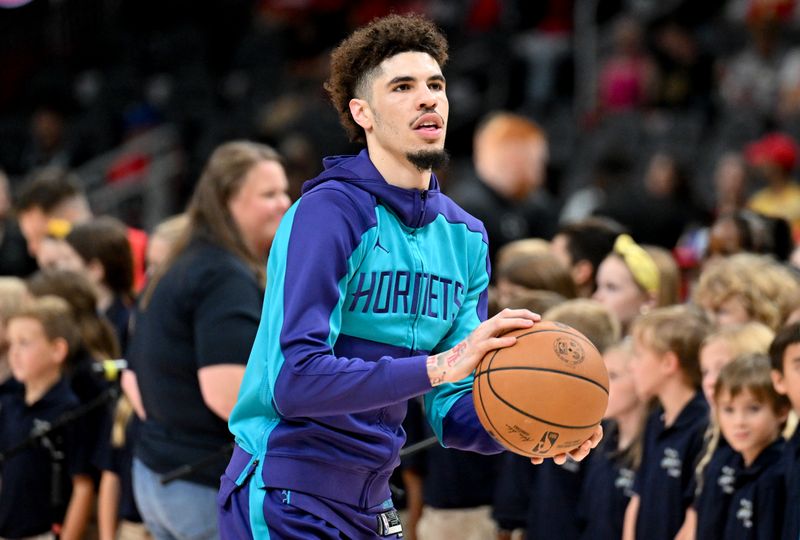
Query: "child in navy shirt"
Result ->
[[623, 305, 711, 540], [712, 354, 788, 539], [769, 322, 800, 540], [0, 296, 93, 539], [578, 340, 648, 540]]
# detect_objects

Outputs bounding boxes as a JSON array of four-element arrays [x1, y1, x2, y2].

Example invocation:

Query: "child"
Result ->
[[713, 354, 788, 539], [0, 277, 28, 387], [578, 339, 649, 540], [623, 305, 711, 540], [683, 322, 775, 540], [769, 322, 800, 540], [0, 296, 94, 539], [494, 299, 620, 540], [593, 234, 659, 335]]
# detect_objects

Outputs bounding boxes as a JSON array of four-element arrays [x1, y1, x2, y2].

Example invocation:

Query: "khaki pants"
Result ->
[[417, 505, 497, 540], [117, 521, 152, 540]]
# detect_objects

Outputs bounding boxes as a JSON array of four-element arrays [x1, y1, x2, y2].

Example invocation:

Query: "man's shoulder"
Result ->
[[436, 193, 488, 240]]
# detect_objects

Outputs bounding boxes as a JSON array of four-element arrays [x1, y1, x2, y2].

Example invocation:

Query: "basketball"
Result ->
[[473, 320, 609, 458]]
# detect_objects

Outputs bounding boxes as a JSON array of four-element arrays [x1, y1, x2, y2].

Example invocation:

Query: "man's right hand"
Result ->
[[426, 308, 540, 386]]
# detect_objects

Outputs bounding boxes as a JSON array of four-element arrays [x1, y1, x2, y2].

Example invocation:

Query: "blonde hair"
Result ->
[[701, 322, 775, 360], [499, 288, 566, 315], [544, 299, 621, 353], [632, 305, 711, 388], [9, 295, 81, 363], [694, 322, 777, 489], [693, 253, 800, 330], [0, 278, 27, 322], [643, 245, 680, 307], [152, 213, 189, 246], [495, 238, 550, 269], [496, 251, 577, 299]]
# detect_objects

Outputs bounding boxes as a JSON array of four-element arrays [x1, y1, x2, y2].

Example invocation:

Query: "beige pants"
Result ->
[[117, 521, 152, 540], [416, 505, 497, 540]]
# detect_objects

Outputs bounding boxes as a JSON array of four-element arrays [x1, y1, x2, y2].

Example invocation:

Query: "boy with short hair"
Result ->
[[769, 321, 800, 540], [622, 305, 711, 540], [0, 296, 93, 539], [713, 354, 788, 539]]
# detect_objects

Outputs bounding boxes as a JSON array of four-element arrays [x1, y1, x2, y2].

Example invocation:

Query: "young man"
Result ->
[[218, 14, 600, 539]]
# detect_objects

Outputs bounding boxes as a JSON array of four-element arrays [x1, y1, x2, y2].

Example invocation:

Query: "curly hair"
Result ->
[[325, 13, 449, 143], [693, 253, 800, 330]]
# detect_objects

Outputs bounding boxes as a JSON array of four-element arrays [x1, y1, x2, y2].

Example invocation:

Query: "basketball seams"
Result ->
[[474, 368, 537, 456], [475, 366, 609, 394]]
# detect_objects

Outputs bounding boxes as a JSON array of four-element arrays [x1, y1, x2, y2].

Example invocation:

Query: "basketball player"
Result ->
[[218, 14, 602, 539]]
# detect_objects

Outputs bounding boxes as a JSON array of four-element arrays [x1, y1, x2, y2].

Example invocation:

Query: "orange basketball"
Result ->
[[473, 320, 609, 458]]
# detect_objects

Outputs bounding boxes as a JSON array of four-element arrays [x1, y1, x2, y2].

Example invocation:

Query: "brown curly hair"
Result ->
[[325, 13, 449, 143]]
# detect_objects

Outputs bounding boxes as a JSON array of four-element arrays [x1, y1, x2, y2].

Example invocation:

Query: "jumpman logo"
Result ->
[[374, 237, 390, 254]]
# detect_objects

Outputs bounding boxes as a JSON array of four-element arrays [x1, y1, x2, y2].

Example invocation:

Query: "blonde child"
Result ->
[[693, 253, 800, 331], [593, 234, 659, 335], [0, 296, 94, 539], [0, 277, 28, 386], [712, 355, 789, 539], [578, 339, 649, 540], [680, 322, 776, 540], [623, 305, 711, 540]]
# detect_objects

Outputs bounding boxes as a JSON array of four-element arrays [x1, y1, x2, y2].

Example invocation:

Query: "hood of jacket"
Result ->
[[301, 149, 442, 229]]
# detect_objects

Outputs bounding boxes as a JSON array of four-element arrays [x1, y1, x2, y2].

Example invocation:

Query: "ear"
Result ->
[[571, 260, 593, 288], [661, 350, 680, 376], [51, 337, 69, 365], [772, 369, 789, 396], [349, 98, 373, 133]]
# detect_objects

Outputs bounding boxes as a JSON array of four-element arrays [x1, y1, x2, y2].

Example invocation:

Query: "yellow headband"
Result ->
[[46, 218, 72, 239], [613, 234, 659, 294]]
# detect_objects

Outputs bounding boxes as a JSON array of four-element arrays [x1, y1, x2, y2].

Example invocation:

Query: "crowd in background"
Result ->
[[4, 0, 800, 539]]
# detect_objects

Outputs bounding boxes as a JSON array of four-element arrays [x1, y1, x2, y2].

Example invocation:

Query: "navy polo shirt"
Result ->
[[724, 439, 785, 540], [0, 378, 87, 537], [577, 427, 635, 540], [493, 452, 536, 531], [633, 392, 709, 540], [526, 452, 586, 540], [694, 438, 738, 540], [781, 427, 800, 540]]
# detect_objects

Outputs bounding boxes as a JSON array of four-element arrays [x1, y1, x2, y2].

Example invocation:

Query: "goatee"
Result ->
[[406, 149, 449, 172]]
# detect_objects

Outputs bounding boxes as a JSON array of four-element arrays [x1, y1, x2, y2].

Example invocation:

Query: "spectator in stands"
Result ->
[[596, 151, 706, 249], [14, 167, 148, 290], [125, 141, 290, 540], [550, 217, 626, 298], [744, 132, 800, 236], [712, 152, 749, 217], [449, 112, 558, 267], [595, 15, 657, 117], [0, 169, 37, 277], [60, 217, 135, 352]]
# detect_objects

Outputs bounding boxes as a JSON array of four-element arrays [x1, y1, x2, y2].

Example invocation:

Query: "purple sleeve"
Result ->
[[442, 394, 505, 454], [271, 188, 432, 417]]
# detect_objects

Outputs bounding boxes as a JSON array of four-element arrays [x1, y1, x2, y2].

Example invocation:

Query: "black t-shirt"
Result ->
[[0, 378, 89, 537], [131, 238, 263, 486]]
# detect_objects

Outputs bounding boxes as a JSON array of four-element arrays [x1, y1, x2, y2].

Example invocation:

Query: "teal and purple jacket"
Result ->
[[227, 149, 502, 509]]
